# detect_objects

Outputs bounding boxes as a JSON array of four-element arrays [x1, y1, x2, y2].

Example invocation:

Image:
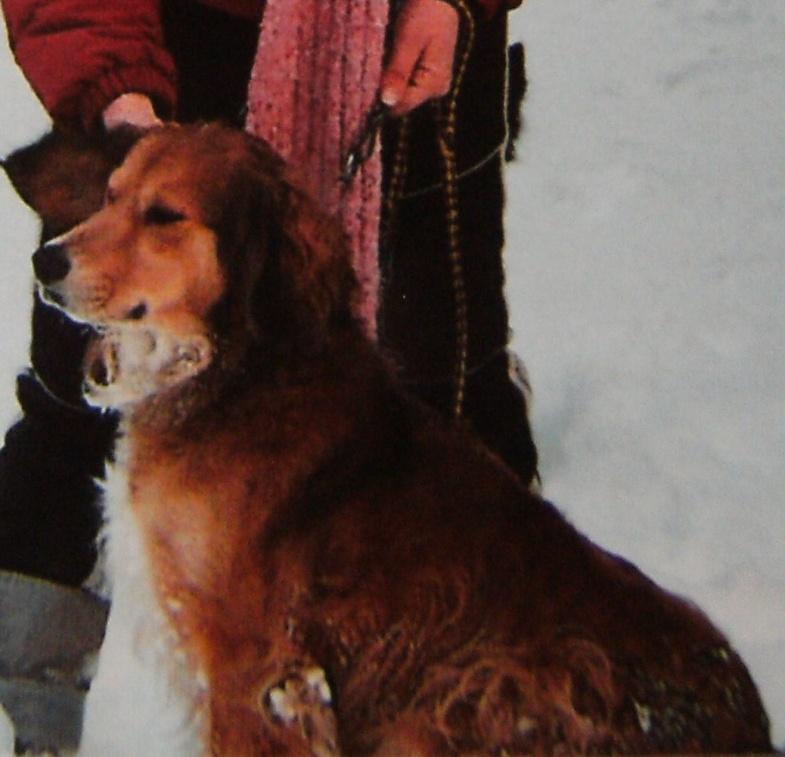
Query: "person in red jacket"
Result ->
[[0, 0, 537, 586]]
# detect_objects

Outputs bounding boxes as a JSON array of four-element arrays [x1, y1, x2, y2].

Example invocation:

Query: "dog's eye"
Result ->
[[144, 204, 187, 225]]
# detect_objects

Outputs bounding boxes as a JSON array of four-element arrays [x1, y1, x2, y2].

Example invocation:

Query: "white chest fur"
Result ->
[[79, 439, 206, 757]]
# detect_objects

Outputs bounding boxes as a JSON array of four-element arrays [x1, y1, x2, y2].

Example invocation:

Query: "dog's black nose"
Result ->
[[32, 242, 71, 285]]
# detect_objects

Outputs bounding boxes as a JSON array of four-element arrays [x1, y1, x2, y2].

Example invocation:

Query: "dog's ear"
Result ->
[[246, 178, 358, 363], [215, 134, 358, 365], [1, 126, 144, 240], [270, 183, 359, 355]]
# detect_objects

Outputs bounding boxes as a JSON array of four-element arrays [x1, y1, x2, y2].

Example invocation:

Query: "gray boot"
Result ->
[[0, 571, 107, 754]]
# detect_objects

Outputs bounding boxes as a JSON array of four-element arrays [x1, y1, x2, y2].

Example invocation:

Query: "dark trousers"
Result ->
[[379, 9, 537, 481], [0, 1, 536, 586]]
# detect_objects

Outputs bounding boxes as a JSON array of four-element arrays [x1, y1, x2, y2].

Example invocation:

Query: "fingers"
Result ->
[[381, 15, 428, 112], [102, 93, 163, 132], [380, 0, 459, 117]]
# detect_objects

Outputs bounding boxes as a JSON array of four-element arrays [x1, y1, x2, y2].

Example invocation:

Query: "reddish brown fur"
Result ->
[[42, 125, 771, 753]]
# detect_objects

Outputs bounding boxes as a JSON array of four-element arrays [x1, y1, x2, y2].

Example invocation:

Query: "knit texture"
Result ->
[[246, 0, 388, 336]]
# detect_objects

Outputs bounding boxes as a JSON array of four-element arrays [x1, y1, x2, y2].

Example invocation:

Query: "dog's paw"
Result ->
[[266, 667, 339, 756]]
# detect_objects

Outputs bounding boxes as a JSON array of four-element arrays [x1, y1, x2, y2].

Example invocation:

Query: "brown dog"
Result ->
[[25, 124, 770, 754]]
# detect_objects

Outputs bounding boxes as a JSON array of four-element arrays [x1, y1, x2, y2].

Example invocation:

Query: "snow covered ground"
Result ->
[[0, 0, 782, 748], [506, 0, 785, 744]]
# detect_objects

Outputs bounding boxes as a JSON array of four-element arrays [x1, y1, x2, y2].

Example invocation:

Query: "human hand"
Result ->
[[380, 0, 459, 116], [102, 93, 162, 131]]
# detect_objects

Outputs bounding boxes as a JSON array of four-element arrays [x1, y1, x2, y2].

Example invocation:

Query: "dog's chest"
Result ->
[[80, 441, 207, 756]]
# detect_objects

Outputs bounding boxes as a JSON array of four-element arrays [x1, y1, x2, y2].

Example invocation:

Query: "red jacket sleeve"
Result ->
[[1, 0, 177, 131]]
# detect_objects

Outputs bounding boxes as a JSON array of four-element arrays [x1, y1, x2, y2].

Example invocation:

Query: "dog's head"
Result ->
[[24, 124, 356, 408]]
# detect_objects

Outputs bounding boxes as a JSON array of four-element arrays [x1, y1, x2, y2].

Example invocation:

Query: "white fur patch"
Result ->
[[80, 439, 206, 756], [268, 667, 332, 725], [266, 667, 338, 756]]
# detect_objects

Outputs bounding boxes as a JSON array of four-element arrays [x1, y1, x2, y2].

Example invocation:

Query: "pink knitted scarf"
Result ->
[[245, 0, 389, 337]]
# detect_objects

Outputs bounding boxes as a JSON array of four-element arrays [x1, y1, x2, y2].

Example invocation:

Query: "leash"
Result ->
[[434, 0, 475, 418], [341, 98, 389, 188], [341, 0, 476, 419]]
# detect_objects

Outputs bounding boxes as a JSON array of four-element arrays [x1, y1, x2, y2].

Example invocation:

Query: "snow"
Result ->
[[0, 704, 13, 754], [0, 0, 782, 748], [506, 1, 785, 743]]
